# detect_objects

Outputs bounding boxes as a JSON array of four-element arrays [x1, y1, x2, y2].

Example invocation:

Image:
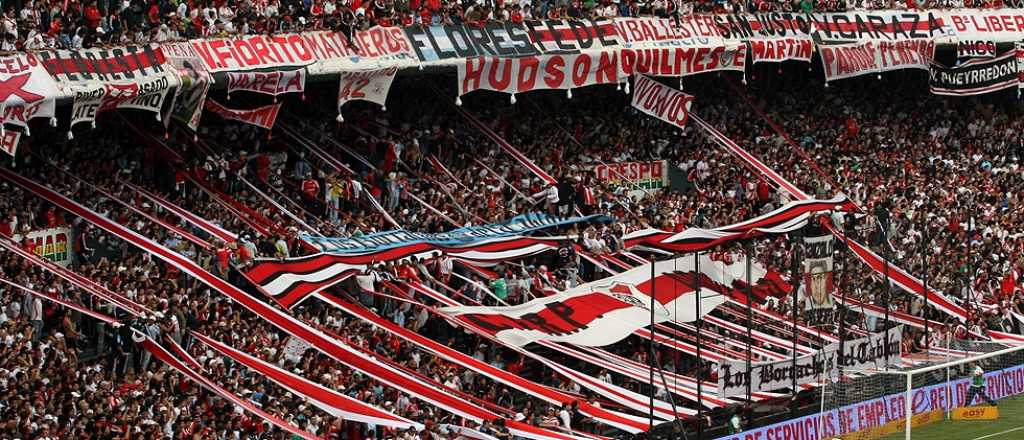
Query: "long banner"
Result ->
[[719, 362, 1024, 440], [458, 46, 745, 96], [249, 235, 562, 308], [717, 326, 903, 398], [303, 212, 604, 254], [712, 11, 949, 42], [623, 195, 858, 252], [39, 45, 180, 129], [405, 19, 620, 63], [929, 50, 1019, 96]]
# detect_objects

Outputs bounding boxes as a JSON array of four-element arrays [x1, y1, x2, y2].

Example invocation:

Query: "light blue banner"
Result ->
[[302, 212, 611, 254]]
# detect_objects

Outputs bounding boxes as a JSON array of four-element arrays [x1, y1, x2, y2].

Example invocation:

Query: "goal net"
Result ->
[[816, 340, 1024, 440]]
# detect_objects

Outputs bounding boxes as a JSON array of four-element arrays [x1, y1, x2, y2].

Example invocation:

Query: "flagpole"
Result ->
[[649, 254, 655, 439], [790, 227, 801, 414], [922, 216, 930, 355], [967, 196, 976, 340], [694, 251, 703, 438], [839, 218, 849, 380], [745, 240, 754, 425], [881, 218, 891, 368]]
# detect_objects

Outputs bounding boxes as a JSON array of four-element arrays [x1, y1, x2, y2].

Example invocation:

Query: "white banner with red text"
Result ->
[[630, 75, 694, 129], [337, 68, 397, 115], [0, 130, 21, 157], [819, 39, 935, 82], [613, 16, 725, 49], [226, 69, 306, 97], [69, 74, 175, 129], [458, 46, 745, 96], [0, 53, 59, 130], [188, 28, 418, 74], [749, 38, 815, 63]]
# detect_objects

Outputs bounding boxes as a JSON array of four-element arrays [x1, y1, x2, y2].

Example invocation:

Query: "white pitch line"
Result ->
[[972, 426, 1024, 440]]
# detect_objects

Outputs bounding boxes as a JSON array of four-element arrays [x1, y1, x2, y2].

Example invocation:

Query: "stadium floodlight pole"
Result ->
[[744, 240, 754, 425], [694, 251, 703, 439], [649, 253, 655, 439]]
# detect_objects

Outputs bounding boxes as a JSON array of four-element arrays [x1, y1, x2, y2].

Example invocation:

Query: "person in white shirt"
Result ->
[[391, 308, 405, 327], [71, 28, 85, 49], [436, 252, 453, 283], [558, 406, 572, 431], [29, 295, 42, 342], [531, 185, 559, 213]]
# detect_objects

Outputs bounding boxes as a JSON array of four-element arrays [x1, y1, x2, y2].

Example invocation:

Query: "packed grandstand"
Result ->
[[0, 4, 1024, 440]]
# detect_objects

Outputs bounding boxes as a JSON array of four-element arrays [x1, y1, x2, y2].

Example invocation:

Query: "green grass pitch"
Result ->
[[880, 395, 1024, 440]]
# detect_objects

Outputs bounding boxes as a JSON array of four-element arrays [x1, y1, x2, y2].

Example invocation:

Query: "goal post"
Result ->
[[818, 340, 1024, 440]]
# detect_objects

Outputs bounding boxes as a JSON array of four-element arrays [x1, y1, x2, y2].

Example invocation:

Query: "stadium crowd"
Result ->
[[0, 71, 1021, 440], [1, 0, 1020, 50]]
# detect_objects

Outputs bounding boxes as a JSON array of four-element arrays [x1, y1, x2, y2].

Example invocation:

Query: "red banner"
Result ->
[[205, 100, 281, 130]]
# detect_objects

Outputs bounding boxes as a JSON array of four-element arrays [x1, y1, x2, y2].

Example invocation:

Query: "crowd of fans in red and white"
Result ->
[[0, 72, 1021, 439], [1, 0, 1020, 51]]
